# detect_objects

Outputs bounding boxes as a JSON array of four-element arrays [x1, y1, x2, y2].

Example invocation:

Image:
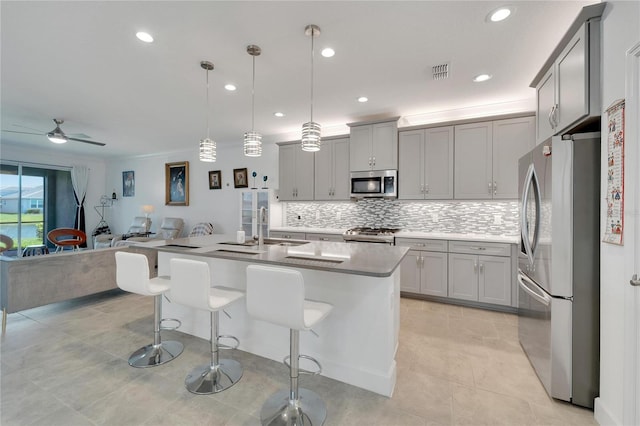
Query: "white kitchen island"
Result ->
[[151, 234, 408, 397]]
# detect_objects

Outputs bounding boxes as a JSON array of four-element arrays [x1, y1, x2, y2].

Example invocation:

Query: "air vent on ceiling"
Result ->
[[432, 63, 449, 80]]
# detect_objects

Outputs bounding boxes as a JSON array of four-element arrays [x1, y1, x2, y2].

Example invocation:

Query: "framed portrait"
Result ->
[[209, 170, 221, 190], [165, 161, 189, 206], [233, 168, 248, 188], [122, 170, 135, 197]]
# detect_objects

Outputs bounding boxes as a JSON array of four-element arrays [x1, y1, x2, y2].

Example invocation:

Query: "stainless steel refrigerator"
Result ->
[[517, 132, 600, 408]]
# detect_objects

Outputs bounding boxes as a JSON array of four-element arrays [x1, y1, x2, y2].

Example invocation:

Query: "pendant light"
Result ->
[[199, 61, 216, 162], [301, 24, 321, 152], [244, 45, 262, 157]]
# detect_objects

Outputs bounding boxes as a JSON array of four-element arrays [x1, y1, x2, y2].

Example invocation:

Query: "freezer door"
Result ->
[[518, 271, 571, 402]]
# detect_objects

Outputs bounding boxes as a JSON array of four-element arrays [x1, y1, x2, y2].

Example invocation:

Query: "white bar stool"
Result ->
[[246, 265, 333, 426], [169, 258, 245, 394], [115, 251, 184, 367]]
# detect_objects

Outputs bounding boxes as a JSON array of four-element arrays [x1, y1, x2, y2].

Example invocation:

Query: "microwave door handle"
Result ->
[[518, 271, 551, 306], [520, 164, 535, 265]]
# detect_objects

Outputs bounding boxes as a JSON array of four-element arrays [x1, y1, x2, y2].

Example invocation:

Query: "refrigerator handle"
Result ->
[[530, 166, 542, 258], [518, 271, 551, 306], [520, 164, 535, 265]]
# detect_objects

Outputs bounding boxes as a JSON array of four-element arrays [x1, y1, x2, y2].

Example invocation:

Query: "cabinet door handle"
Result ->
[[373, 156, 376, 166], [420, 184, 424, 193], [631, 274, 640, 286], [368, 157, 372, 166], [420, 255, 425, 268], [416, 256, 421, 267], [488, 181, 492, 194], [425, 184, 429, 194], [548, 106, 555, 128], [320, 237, 329, 241], [480, 263, 484, 273], [471, 247, 486, 251], [474, 261, 478, 273], [553, 104, 559, 127], [493, 181, 497, 195], [415, 243, 426, 247]]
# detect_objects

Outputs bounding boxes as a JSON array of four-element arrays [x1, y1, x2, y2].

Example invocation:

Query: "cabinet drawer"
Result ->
[[269, 231, 306, 240], [395, 238, 447, 252], [305, 233, 344, 242], [448, 240, 511, 257]]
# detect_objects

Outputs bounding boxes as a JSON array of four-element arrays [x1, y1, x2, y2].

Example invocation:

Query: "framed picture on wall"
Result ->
[[165, 161, 189, 206], [233, 168, 248, 188], [122, 170, 135, 197], [209, 170, 221, 190]]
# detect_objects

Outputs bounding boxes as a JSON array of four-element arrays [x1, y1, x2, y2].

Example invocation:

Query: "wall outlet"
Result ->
[[336, 212, 342, 220]]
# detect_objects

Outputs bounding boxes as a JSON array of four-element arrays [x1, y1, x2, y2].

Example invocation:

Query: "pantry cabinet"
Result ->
[[314, 137, 350, 200], [349, 118, 399, 171], [398, 126, 453, 199], [278, 144, 315, 201]]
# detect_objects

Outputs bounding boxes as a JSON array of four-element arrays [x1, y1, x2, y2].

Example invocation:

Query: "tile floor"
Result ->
[[1, 291, 596, 425]]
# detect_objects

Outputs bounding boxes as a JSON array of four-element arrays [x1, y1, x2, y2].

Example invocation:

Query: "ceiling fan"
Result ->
[[1, 118, 106, 146]]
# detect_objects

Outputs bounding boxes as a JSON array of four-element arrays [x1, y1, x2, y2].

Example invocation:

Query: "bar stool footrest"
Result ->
[[217, 334, 240, 350], [283, 354, 322, 375], [159, 317, 181, 331]]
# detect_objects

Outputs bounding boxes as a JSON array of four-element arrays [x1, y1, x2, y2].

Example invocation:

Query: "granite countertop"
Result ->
[[270, 227, 519, 244], [150, 234, 409, 278]]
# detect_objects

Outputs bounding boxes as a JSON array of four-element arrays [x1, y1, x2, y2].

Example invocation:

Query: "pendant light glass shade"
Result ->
[[301, 121, 321, 152], [301, 25, 321, 152], [244, 45, 262, 157], [244, 131, 262, 156], [199, 137, 216, 162], [199, 61, 217, 162]]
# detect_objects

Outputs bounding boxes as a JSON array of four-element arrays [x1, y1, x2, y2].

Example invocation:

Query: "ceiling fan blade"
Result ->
[[10, 123, 46, 133], [1, 129, 42, 136], [68, 137, 106, 147]]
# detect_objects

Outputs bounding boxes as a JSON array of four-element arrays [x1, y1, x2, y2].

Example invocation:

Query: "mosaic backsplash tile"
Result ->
[[284, 199, 519, 236]]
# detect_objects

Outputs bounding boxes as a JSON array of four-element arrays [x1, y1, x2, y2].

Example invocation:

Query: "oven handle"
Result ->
[[517, 271, 551, 306]]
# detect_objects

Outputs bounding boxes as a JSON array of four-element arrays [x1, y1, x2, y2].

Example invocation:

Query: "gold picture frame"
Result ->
[[209, 170, 221, 190], [233, 168, 248, 188], [165, 161, 189, 206]]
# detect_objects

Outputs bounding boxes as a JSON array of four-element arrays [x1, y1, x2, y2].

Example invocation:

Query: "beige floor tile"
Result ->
[[452, 384, 537, 425], [529, 399, 598, 425]]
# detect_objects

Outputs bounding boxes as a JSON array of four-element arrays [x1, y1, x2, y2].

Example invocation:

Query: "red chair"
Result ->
[[47, 228, 87, 252]]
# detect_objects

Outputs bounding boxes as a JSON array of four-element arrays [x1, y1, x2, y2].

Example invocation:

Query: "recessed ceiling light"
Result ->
[[357, 97, 368, 103], [274, 112, 285, 117], [224, 84, 237, 91], [321, 48, 335, 58], [473, 74, 492, 82], [136, 31, 154, 43], [488, 7, 512, 22]]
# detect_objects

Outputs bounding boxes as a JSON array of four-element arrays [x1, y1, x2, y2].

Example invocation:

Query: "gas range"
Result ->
[[342, 227, 401, 245]]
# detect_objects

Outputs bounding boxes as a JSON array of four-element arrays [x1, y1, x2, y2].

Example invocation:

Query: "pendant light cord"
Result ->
[[251, 54, 256, 132], [310, 27, 315, 122], [205, 68, 210, 139]]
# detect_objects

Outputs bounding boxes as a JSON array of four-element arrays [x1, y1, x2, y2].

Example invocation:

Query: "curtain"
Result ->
[[71, 166, 89, 247]]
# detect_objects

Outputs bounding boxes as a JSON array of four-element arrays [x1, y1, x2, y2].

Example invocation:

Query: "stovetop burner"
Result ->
[[344, 227, 401, 236]]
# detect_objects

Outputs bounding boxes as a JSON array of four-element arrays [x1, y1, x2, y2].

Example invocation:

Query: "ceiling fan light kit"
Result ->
[[301, 24, 321, 153], [199, 60, 217, 162], [244, 44, 262, 157]]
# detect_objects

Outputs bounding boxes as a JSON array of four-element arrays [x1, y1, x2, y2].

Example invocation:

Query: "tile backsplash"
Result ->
[[284, 199, 519, 236]]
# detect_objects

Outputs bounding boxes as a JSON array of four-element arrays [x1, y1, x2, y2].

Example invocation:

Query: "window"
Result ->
[[0, 162, 75, 254]]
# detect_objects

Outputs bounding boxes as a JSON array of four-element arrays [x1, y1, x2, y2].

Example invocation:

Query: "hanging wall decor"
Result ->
[[603, 99, 625, 245], [165, 161, 190, 206]]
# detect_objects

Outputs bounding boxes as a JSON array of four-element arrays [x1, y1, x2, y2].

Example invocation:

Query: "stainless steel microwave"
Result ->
[[350, 170, 397, 199]]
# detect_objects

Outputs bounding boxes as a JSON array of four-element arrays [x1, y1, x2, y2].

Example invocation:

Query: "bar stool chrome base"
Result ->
[[260, 388, 327, 426], [185, 358, 243, 394], [128, 340, 184, 368]]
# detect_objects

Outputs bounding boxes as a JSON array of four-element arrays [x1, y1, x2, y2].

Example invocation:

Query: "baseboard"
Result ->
[[594, 397, 621, 425]]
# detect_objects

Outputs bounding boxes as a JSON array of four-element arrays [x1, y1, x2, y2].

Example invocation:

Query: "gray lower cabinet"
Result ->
[[448, 241, 512, 306], [397, 238, 448, 297], [269, 230, 306, 240]]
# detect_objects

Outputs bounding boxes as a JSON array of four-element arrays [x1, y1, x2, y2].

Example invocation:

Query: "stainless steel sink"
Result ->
[[219, 238, 309, 247]]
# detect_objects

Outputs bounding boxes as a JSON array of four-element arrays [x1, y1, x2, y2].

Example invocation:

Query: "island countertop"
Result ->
[[150, 234, 409, 278]]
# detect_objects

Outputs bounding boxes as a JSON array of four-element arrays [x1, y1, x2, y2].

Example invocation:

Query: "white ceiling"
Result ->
[[0, 0, 597, 159]]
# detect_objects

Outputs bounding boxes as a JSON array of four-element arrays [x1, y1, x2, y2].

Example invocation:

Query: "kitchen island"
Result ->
[[150, 234, 408, 397]]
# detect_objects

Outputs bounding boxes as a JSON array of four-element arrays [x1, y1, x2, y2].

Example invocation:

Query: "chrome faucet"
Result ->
[[258, 206, 267, 247]]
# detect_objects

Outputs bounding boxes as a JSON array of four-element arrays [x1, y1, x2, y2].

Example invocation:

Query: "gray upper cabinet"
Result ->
[[454, 122, 493, 199], [349, 119, 398, 171], [531, 5, 602, 143], [454, 117, 534, 199], [492, 117, 535, 199], [314, 137, 350, 200], [278, 144, 314, 201], [399, 126, 453, 199]]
